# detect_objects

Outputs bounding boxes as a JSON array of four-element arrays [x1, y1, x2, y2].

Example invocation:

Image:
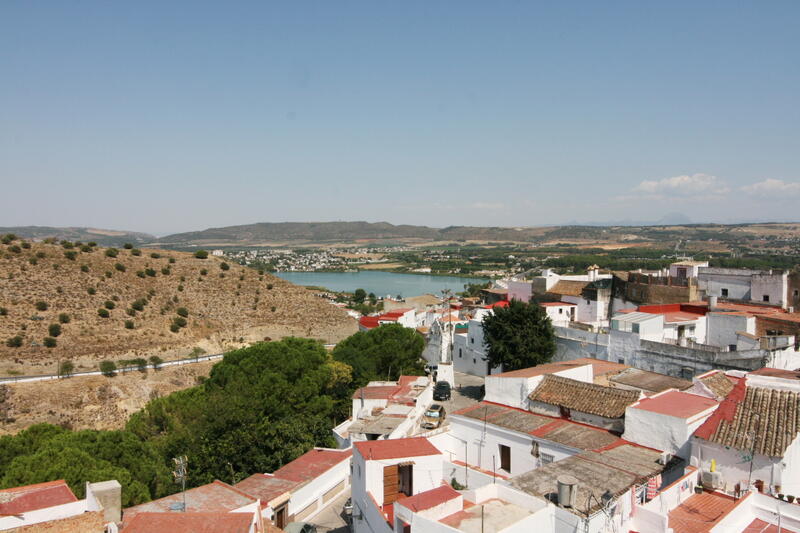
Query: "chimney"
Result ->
[[709, 295, 718, 310], [87, 480, 122, 525]]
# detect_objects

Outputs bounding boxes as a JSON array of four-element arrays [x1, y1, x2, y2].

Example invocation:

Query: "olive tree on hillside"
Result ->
[[482, 299, 556, 372]]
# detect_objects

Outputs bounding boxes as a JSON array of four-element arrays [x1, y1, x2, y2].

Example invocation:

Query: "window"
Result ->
[[398, 464, 413, 497], [499, 445, 511, 473], [632, 323, 640, 333], [763, 295, 770, 302], [618, 359, 625, 365], [794, 290, 799, 297], [458, 348, 462, 358], [729, 344, 737, 352], [540, 453, 554, 465], [470, 337, 474, 344], [558, 308, 563, 314], [721, 288, 729, 297]]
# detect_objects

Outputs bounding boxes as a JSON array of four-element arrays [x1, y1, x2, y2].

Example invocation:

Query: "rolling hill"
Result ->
[[0, 238, 356, 376]]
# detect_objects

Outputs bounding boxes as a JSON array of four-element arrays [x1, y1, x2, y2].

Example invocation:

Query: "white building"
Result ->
[[539, 301, 576, 326], [691, 368, 800, 497], [698, 267, 790, 308], [622, 389, 719, 459]]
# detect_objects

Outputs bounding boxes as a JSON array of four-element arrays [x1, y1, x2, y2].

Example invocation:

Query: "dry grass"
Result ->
[[0, 241, 357, 375]]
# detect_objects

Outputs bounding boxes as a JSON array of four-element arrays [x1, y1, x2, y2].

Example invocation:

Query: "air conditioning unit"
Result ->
[[700, 470, 723, 490], [658, 452, 672, 465]]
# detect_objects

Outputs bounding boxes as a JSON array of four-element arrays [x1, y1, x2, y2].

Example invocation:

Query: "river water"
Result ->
[[275, 271, 488, 298]]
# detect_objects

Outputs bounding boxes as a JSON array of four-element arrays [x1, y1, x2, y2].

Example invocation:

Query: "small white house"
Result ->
[[540, 301, 576, 326]]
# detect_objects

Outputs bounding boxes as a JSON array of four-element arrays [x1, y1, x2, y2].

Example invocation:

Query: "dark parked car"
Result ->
[[433, 381, 451, 401]]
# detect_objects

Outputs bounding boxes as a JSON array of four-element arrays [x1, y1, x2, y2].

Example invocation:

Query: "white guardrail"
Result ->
[[0, 343, 338, 384]]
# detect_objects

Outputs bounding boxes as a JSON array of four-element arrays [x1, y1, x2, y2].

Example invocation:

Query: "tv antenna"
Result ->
[[172, 456, 188, 512]]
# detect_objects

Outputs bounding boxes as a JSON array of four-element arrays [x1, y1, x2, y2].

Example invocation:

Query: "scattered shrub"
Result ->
[[168, 257, 176, 264], [28, 257, 38, 265], [126, 308, 136, 316], [149, 355, 163, 369], [219, 273, 225, 278], [88, 241, 97, 247], [59, 360, 74, 377], [80, 264, 89, 272], [98, 308, 110, 318], [173, 317, 187, 328], [172, 295, 179, 303], [80, 245, 92, 252], [194, 250, 208, 259], [220, 262, 230, 271], [105, 248, 119, 258], [136, 271, 145, 278], [104, 300, 116, 310], [124, 320, 135, 330], [161, 267, 170, 275], [131, 249, 141, 256], [115, 263, 126, 272], [58, 313, 70, 324], [267, 283, 273, 290], [6, 336, 23, 348], [132, 299, 146, 311], [61, 241, 74, 249], [99, 360, 116, 377], [105, 271, 113, 278], [43, 336, 57, 348], [87, 287, 96, 295], [48, 323, 62, 337], [145, 268, 156, 277], [56, 286, 63, 294], [35, 301, 48, 311], [177, 285, 184, 292], [176, 307, 189, 318], [200, 269, 208, 276], [271, 306, 276, 312], [169, 323, 180, 333], [36, 251, 46, 258], [63, 251, 77, 260], [9, 245, 21, 253], [21, 241, 30, 249], [0, 307, 7, 316], [258, 269, 264, 275], [123, 243, 133, 249], [150, 252, 161, 259]]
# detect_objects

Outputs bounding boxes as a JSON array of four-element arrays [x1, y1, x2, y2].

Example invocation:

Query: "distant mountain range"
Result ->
[[3, 220, 799, 248]]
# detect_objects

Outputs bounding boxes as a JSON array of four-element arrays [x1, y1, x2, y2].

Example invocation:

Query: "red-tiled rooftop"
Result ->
[[491, 358, 627, 379], [749, 367, 800, 380], [0, 480, 77, 515], [272, 448, 351, 483], [354, 437, 440, 461], [123, 511, 254, 533], [743, 518, 782, 532], [233, 474, 297, 507], [359, 316, 381, 329], [630, 390, 719, 419], [540, 301, 577, 307], [352, 385, 399, 400], [123, 481, 257, 526], [395, 485, 460, 512], [668, 490, 741, 533]]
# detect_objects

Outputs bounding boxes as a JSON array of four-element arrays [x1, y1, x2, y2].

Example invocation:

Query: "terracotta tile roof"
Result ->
[[547, 280, 589, 297], [630, 390, 718, 419], [0, 480, 77, 515], [454, 402, 621, 451], [743, 518, 782, 532], [122, 511, 254, 533], [233, 474, 297, 507], [540, 301, 577, 307], [354, 437, 440, 461], [359, 316, 381, 329], [271, 448, 351, 483], [352, 385, 399, 400], [395, 485, 460, 512], [694, 380, 800, 457], [123, 481, 257, 526], [609, 368, 692, 393], [668, 490, 740, 533], [749, 367, 800, 381], [528, 374, 640, 419], [492, 358, 627, 379], [698, 371, 736, 399]]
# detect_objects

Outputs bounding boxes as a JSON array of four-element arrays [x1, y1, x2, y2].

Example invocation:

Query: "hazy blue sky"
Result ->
[[2, 1, 798, 235]]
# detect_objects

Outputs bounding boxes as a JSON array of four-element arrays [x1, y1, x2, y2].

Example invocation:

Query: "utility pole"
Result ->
[[172, 456, 188, 512]]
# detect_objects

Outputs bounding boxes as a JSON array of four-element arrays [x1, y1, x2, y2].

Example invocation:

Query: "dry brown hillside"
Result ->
[[0, 238, 356, 375]]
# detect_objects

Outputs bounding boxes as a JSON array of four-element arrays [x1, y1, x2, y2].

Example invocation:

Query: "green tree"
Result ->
[[98, 308, 110, 318], [43, 337, 57, 348], [194, 250, 208, 259], [59, 361, 74, 377], [220, 262, 230, 271], [332, 323, 425, 387], [99, 360, 116, 376], [6, 336, 23, 348], [58, 313, 71, 324], [149, 355, 163, 370], [105, 248, 119, 258], [481, 299, 556, 372], [48, 323, 61, 337], [35, 301, 48, 311], [353, 288, 367, 304]]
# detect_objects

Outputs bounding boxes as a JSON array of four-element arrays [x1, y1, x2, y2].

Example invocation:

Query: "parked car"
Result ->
[[284, 523, 317, 533], [421, 404, 446, 429], [433, 381, 451, 401]]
